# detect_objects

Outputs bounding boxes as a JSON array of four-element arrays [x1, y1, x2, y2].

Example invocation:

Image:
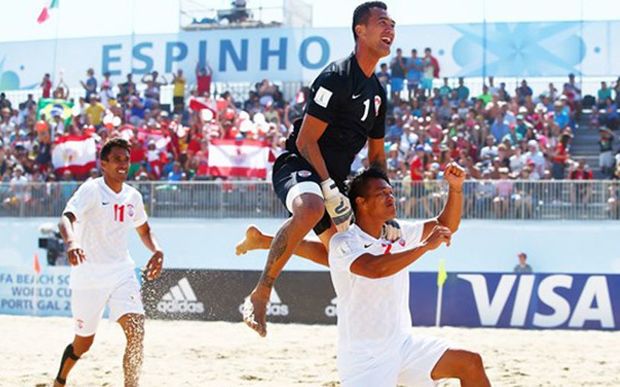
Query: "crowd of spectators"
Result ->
[[1, 51, 620, 217]]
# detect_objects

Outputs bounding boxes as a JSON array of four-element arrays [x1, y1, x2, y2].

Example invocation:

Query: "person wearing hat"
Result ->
[[513, 252, 533, 274]]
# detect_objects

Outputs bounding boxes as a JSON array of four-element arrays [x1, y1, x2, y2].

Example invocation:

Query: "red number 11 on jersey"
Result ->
[[114, 204, 125, 222]]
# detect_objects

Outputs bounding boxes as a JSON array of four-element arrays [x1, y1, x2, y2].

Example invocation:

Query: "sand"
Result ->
[[2, 315, 619, 386]]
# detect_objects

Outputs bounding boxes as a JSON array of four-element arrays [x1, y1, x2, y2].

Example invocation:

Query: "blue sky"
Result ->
[[1, 0, 619, 42]]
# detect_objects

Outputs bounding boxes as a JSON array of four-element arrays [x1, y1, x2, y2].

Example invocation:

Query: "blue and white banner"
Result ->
[[413, 273, 619, 330], [0, 266, 72, 317], [2, 266, 617, 330], [1, 20, 619, 90]]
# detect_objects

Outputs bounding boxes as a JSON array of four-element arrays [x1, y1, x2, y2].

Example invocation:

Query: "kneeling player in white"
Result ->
[[54, 138, 164, 387], [328, 167, 490, 386]]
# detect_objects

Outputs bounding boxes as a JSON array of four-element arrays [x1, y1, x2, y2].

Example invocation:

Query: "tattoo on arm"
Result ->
[[258, 226, 290, 289]]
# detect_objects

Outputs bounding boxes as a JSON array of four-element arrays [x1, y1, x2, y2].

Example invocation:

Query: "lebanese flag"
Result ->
[[208, 139, 269, 178], [52, 134, 97, 177]]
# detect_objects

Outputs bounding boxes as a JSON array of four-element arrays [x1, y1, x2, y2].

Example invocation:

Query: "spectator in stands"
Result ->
[[142, 70, 167, 104], [513, 252, 533, 273], [99, 78, 114, 108], [118, 73, 136, 100], [389, 48, 406, 103], [551, 132, 572, 180], [85, 95, 105, 127], [424, 47, 440, 79], [80, 68, 97, 101], [608, 169, 620, 218], [516, 79, 533, 105], [569, 159, 593, 205], [598, 98, 619, 131], [172, 69, 186, 113], [477, 84, 492, 105], [167, 161, 185, 182], [454, 77, 468, 102], [406, 49, 422, 101], [493, 167, 513, 218], [376, 62, 390, 92], [53, 79, 69, 100], [566, 73, 582, 116], [420, 51, 434, 97], [41, 73, 52, 99], [598, 81, 612, 109], [196, 61, 213, 97], [524, 140, 545, 180], [599, 127, 615, 177]]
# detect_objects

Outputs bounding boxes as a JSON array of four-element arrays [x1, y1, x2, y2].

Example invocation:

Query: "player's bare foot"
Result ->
[[235, 225, 264, 256], [242, 292, 268, 337]]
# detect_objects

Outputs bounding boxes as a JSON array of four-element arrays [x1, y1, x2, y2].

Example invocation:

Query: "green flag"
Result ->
[[437, 259, 447, 287], [37, 98, 74, 126]]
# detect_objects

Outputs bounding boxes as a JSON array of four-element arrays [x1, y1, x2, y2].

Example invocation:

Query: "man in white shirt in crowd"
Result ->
[[54, 137, 164, 387], [328, 165, 490, 386]]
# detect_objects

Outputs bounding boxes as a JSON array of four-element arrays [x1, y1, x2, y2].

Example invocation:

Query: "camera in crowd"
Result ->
[[38, 223, 68, 266]]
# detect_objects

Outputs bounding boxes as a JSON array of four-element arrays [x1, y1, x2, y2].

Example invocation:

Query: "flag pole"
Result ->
[[51, 3, 61, 85], [435, 258, 447, 327], [33, 253, 41, 316], [435, 285, 443, 327]]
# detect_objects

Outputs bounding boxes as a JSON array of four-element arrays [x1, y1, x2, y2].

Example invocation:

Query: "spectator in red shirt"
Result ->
[[569, 158, 593, 205], [41, 73, 52, 98], [551, 132, 572, 180], [424, 47, 440, 78], [196, 61, 213, 97]]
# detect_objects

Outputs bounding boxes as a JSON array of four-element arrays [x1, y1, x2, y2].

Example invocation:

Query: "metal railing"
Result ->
[[1, 180, 619, 220]]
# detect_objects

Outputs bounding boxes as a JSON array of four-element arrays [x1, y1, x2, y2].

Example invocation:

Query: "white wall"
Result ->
[[3, 218, 620, 274]]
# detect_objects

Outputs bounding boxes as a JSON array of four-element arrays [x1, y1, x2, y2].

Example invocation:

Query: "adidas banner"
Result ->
[[142, 270, 620, 330], [142, 269, 336, 323]]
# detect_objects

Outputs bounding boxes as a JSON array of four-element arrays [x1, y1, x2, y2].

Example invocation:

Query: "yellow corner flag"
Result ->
[[437, 259, 447, 287]]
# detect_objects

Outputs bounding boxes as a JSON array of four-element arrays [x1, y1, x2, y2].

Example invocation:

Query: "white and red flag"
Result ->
[[207, 139, 269, 178], [52, 134, 97, 177]]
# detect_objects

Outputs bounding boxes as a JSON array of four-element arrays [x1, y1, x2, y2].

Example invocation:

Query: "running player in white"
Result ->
[[328, 166, 490, 386], [54, 137, 164, 387]]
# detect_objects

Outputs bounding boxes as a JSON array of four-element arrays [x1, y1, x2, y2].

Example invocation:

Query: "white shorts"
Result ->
[[339, 335, 450, 387], [71, 272, 144, 337]]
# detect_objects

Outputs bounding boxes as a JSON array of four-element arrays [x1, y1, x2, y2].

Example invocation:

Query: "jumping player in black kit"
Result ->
[[242, 1, 397, 337]]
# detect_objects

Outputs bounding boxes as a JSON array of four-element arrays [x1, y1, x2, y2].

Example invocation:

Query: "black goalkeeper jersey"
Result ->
[[286, 53, 387, 183]]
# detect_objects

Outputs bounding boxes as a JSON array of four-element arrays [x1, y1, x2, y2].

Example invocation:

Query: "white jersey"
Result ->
[[328, 221, 424, 360], [63, 177, 147, 289]]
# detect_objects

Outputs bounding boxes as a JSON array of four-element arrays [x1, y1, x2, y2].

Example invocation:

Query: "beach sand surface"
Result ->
[[2, 315, 619, 386]]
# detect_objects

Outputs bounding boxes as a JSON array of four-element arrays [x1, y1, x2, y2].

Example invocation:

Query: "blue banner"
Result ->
[[0, 266, 72, 317], [2, 266, 617, 330], [1, 20, 620, 90], [414, 273, 619, 330]]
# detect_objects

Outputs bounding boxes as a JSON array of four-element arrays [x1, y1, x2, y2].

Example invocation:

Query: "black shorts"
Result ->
[[272, 152, 342, 235]]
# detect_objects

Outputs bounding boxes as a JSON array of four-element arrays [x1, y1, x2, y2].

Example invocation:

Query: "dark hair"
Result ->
[[347, 167, 391, 213], [352, 1, 387, 42], [100, 137, 131, 161]]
